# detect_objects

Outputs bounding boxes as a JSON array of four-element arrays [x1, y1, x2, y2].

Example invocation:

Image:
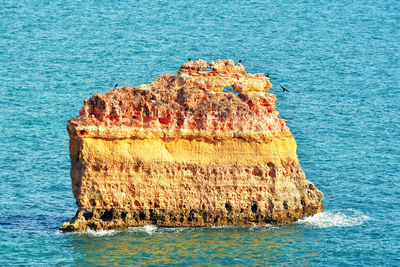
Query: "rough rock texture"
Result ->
[[60, 59, 323, 232]]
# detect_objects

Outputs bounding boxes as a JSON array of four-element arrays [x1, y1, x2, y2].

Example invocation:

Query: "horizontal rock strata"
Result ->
[[60, 59, 323, 232]]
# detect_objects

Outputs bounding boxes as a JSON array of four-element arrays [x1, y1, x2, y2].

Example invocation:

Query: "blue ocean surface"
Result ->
[[1, 0, 399, 265]]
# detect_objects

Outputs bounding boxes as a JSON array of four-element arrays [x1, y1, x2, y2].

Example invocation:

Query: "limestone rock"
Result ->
[[60, 59, 323, 232]]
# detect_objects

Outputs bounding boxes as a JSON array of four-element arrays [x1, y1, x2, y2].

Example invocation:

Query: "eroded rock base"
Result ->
[[60, 204, 322, 232]]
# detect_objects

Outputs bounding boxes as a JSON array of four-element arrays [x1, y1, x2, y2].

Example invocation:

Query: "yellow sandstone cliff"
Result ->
[[60, 59, 323, 232]]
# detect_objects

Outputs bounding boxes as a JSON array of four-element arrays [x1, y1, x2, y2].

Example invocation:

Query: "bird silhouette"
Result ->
[[280, 85, 289, 92]]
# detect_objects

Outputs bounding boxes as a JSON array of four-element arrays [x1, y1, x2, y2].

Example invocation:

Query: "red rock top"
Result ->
[[69, 59, 289, 133]]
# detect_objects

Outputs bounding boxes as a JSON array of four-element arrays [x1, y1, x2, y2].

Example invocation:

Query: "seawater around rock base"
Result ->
[[0, 0, 399, 265]]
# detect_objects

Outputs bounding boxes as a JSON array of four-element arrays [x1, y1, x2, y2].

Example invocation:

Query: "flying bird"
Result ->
[[280, 85, 289, 92]]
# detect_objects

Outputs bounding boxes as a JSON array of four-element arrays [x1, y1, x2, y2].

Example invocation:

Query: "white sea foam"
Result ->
[[210, 225, 233, 229], [143, 224, 157, 234], [56, 228, 119, 237], [85, 229, 118, 237], [128, 225, 158, 234], [296, 209, 370, 228]]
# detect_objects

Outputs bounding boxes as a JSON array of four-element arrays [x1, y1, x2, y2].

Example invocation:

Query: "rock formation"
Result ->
[[60, 59, 323, 232]]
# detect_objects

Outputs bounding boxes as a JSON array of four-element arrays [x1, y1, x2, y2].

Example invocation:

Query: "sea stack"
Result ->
[[60, 59, 323, 232]]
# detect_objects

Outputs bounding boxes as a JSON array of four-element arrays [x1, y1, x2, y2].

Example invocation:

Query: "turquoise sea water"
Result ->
[[1, 0, 399, 265]]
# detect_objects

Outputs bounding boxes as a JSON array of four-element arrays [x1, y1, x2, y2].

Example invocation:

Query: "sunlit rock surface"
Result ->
[[60, 59, 323, 232]]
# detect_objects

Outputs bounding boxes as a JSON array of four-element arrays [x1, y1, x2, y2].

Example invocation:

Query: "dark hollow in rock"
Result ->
[[100, 209, 114, 221]]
